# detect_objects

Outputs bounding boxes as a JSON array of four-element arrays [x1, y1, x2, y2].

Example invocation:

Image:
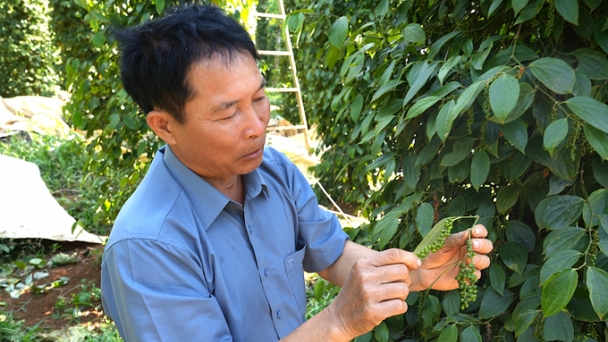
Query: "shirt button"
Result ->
[[276, 310, 282, 318], [264, 268, 269, 276]]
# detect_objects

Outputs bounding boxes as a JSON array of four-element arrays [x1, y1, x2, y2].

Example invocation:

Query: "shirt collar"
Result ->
[[161, 145, 269, 230]]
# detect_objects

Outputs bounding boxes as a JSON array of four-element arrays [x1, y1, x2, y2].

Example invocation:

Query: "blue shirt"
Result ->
[[101, 146, 348, 341]]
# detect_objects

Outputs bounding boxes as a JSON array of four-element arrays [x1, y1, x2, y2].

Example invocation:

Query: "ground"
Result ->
[[0, 241, 105, 332]]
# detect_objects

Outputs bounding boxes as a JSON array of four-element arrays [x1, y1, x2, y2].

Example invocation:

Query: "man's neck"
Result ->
[[209, 175, 245, 205]]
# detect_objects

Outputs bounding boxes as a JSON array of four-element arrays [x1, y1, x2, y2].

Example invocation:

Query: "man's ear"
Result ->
[[146, 110, 178, 145]]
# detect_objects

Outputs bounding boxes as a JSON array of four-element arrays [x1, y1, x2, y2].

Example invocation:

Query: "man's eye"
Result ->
[[254, 96, 266, 103]]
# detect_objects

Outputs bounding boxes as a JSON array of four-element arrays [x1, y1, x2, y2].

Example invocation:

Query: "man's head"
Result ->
[[114, 4, 258, 123]]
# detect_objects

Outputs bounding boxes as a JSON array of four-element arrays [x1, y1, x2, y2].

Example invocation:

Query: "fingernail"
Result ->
[[473, 240, 479, 249], [417, 259, 422, 267], [474, 227, 480, 235]]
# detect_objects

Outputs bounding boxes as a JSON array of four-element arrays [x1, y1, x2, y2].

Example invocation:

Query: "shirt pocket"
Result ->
[[283, 244, 306, 317]]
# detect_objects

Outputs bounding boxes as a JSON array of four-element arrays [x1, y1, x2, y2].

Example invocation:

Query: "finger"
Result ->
[[444, 224, 488, 249], [472, 254, 491, 271], [376, 281, 410, 301], [370, 249, 422, 270], [471, 224, 488, 238], [377, 263, 412, 284], [471, 238, 493, 255], [377, 298, 408, 318]]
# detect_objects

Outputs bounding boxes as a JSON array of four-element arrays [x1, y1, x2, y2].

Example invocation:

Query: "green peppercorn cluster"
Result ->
[[416, 218, 454, 259], [456, 238, 478, 310]]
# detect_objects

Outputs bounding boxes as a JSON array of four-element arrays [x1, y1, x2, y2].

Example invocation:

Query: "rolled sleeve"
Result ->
[[101, 239, 232, 342]]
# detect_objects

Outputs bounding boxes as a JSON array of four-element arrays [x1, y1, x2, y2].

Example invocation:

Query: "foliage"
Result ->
[[288, 0, 608, 340], [0, 0, 61, 97], [49, 0, 257, 236], [0, 133, 122, 235]]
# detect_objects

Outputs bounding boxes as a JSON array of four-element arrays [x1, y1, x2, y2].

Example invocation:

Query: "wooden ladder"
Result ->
[[253, 0, 310, 152]]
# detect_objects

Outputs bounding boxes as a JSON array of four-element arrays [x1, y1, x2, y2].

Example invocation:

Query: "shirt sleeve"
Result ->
[[287, 158, 349, 273], [101, 238, 233, 342]]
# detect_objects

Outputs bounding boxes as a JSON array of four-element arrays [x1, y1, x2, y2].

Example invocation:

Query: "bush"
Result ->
[[289, 0, 608, 340], [0, 0, 61, 97]]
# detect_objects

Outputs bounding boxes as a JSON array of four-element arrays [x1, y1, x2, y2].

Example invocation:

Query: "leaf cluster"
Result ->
[[0, 0, 61, 97], [288, 0, 608, 340]]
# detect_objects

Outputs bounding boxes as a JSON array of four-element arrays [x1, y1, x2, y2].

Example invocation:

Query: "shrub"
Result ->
[[0, 0, 61, 97], [289, 0, 608, 340]]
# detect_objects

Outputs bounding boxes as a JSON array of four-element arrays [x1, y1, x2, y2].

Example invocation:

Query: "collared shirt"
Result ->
[[101, 145, 348, 341]]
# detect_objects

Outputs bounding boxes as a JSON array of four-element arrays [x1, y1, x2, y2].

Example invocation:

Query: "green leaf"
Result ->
[[460, 325, 482, 342], [542, 268, 577, 316], [554, 0, 579, 24], [528, 57, 576, 94], [372, 79, 403, 102], [543, 118, 568, 156], [440, 137, 475, 167], [454, 80, 485, 115], [415, 202, 435, 237], [374, 322, 389, 342], [594, 17, 608, 55], [566, 96, 608, 134], [573, 48, 608, 80], [416, 137, 442, 167], [328, 16, 348, 48], [584, 0, 601, 11], [438, 56, 462, 84], [350, 94, 364, 122], [540, 249, 581, 284], [404, 61, 439, 107], [437, 324, 458, 342], [374, 0, 389, 16], [515, 0, 544, 24], [286, 12, 304, 33], [496, 184, 520, 215], [543, 227, 586, 255], [489, 264, 506, 295], [586, 266, 608, 319], [92, 32, 105, 48], [489, 74, 520, 122], [399, 154, 417, 189], [505, 221, 536, 252], [514, 309, 538, 337], [488, 0, 503, 17], [405, 96, 440, 120], [155, 0, 165, 14], [436, 100, 456, 142], [512, 0, 529, 16], [543, 311, 574, 341], [500, 241, 528, 274], [584, 124, 608, 160], [470, 149, 490, 191], [373, 207, 402, 249], [535, 195, 585, 230], [479, 288, 514, 319], [403, 23, 425, 44], [593, 157, 608, 188], [428, 31, 461, 59], [499, 119, 528, 153]]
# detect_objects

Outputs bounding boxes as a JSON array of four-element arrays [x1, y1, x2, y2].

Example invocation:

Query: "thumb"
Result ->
[[443, 224, 485, 249]]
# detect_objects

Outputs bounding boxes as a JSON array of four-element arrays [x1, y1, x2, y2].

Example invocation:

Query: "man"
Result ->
[[100, 4, 493, 341]]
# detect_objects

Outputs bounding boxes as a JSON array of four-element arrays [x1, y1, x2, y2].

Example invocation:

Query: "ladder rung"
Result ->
[[253, 12, 286, 20], [266, 87, 299, 93], [258, 50, 292, 56]]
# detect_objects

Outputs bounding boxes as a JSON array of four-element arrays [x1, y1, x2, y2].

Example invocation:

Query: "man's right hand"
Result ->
[[326, 248, 421, 340]]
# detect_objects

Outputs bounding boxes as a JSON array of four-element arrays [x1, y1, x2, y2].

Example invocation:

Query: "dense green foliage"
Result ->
[[287, 0, 608, 341], [48, 0, 256, 235], [0, 0, 61, 97]]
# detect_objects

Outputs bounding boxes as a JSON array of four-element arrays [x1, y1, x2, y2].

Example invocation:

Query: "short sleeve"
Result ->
[[288, 159, 349, 273], [101, 239, 233, 342]]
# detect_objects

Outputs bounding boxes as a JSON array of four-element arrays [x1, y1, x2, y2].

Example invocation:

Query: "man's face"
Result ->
[[167, 52, 270, 183]]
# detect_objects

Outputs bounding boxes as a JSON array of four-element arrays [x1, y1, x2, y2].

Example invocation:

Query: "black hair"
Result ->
[[113, 4, 258, 123]]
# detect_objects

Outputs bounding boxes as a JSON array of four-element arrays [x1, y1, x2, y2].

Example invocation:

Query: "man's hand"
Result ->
[[326, 249, 421, 340], [410, 224, 493, 292]]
